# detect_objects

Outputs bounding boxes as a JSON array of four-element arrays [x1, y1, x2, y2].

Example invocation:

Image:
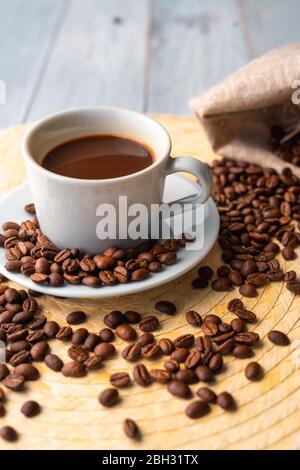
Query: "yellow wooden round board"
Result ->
[[0, 116, 299, 450]]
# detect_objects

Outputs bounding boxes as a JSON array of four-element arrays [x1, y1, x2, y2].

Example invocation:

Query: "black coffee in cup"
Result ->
[[42, 135, 155, 179]]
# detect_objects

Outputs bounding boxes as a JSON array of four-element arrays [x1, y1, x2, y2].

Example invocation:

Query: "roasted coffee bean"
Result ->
[[0, 364, 9, 381], [174, 334, 194, 349], [150, 368, 172, 384], [234, 307, 257, 323], [6, 303, 22, 314], [10, 340, 30, 353], [110, 372, 131, 388], [0, 426, 18, 442], [232, 344, 253, 359], [158, 338, 174, 355], [66, 311, 86, 325], [213, 331, 234, 344], [286, 280, 300, 294], [83, 333, 101, 351], [30, 341, 50, 361], [124, 310, 141, 324], [217, 391, 236, 410], [201, 321, 218, 337], [44, 354, 63, 372], [9, 350, 31, 366], [215, 338, 235, 355], [133, 364, 152, 387], [115, 324, 136, 341], [245, 362, 263, 381], [43, 321, 60, 339], [195, 365, 214, 383], [185, 310, 203, 327], [7, 328, 28, 342], [192, 278, 209, 289], [218, 322, 232, 334], [170, 348, 189, 363], [137, 333, 155, 347], [56, 326, 73, 341], [164, 359, 179, 373], [239, 283, 258, 297], [122, 342, 141, 362], [139, 316, 160, 333], [94, 255, 116, 270], [211, 278, 233, 292], [230, 318, 245, 333], [204, 314, 221, 325], [2, 373, 25, 391], [22, 298, 38, 313], [99, 388, 119, 407], [99, 328, 114, 342], [283, 270, 296, 282], [185, 350, 202, 369], [167, 380, 191, 399], [131, 268, 149, 281], [196, 387, 217, 404], [141, 342, 162, 359], [94, 342, 116, 358], [282, 246, 296, 260], [68, 345, 89, 362], [148, 261, 162, 272], [14, 363, 39, 380], [5, 260, 22, 272], [104, 311, 126, 329], [72, 328, 89, 345], [268, 330, 290, 346], [217, 265, 231, 278], [185, 400, 210, 419], [62, 361, 86, 378], [155, 300, 176, 315], [84, 355, 102, 370], [228, 271, 244, 286], [114, 266, 129, 283], [35, 257, 50, 274], [235, 332, 260, 345], [123, 419, 139, 439], [198, 266, 214, 279], [4, 288, 21, 304], [21, 400, 41, 417], [208, 353, 223, 372], [12, 310, 34, 324], [28, 315, 47, 331], [31, 273, 48, 284], [82, 275, 101, 288], [176, 369, 198, 384]]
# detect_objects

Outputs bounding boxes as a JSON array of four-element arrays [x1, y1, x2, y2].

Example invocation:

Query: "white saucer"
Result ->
[[0, 175, 219, 298]]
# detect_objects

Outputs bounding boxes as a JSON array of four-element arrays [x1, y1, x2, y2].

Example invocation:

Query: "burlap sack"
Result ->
[[189, 43, 300, 176]]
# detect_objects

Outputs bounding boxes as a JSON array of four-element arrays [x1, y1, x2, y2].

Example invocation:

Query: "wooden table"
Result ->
[[0, 115, 299, 450], [1, 0, 300, 127]]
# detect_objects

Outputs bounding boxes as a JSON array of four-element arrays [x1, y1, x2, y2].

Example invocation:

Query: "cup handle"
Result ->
[[164, 156, 212, 205]]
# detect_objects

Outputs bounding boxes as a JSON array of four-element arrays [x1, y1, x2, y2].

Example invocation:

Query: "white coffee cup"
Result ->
[[22, 107, 212, 253]]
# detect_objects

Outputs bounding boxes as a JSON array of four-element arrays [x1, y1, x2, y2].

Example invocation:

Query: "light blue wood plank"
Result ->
[[28, 0, 150, 121], [146, 0, 249, 114], [0, 0, 66, 127], [241, 0, 300, 56]]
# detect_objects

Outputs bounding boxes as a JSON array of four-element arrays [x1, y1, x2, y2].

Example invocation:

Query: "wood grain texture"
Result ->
[[0, 0, 66, 128], [146, 0, 249, 114], [27, 0, 150, 121], [0, 115, 299, 450], [240, 0, 300, 56]]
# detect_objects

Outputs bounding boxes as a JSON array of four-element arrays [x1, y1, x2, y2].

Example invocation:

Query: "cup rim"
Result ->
[[22, 106, 172, 185]]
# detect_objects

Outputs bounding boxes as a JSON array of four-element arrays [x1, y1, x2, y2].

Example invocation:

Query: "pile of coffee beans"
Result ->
[[271, 125, 300, 168], [0, 205, 194, 289], [198, 157, 300, 297], [0, 282, 291, 443]]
